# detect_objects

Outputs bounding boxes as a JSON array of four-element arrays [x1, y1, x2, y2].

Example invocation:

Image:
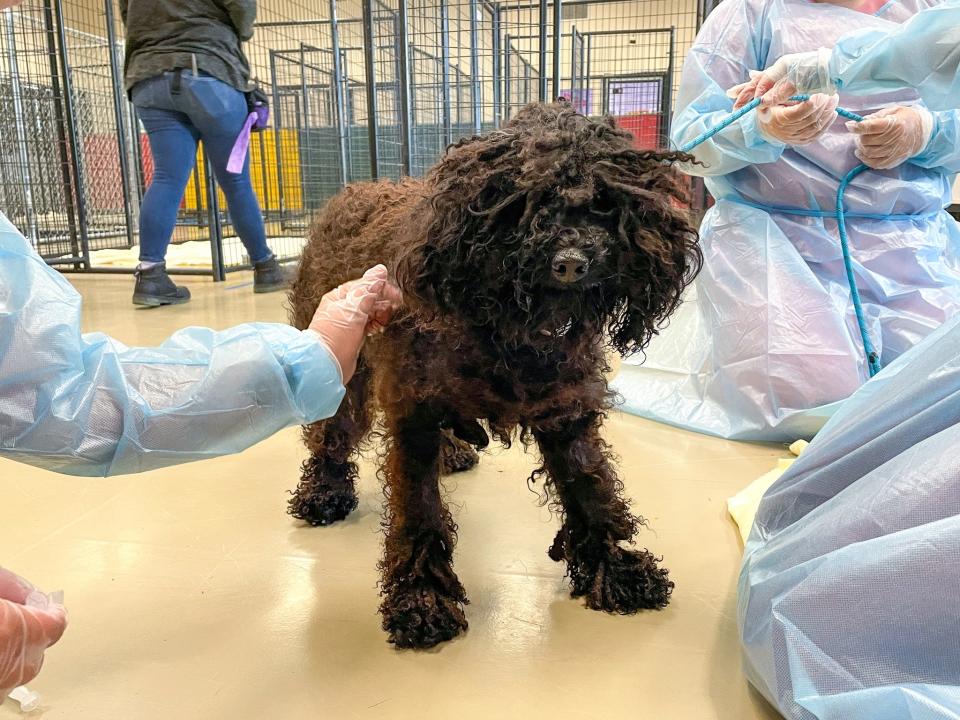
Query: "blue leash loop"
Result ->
[[680, 96, 882, 377]]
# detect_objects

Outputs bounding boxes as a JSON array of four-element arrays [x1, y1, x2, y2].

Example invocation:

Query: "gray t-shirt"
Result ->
[[120, 0, 255, 95]]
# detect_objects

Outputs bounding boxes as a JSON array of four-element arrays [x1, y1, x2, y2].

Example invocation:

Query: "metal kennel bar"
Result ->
[[103, 0, 134, 250], [362, 0, 381, 177], [397, 0, 413, 174]]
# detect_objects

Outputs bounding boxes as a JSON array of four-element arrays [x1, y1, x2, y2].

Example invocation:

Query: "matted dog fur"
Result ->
[[287, 101, 701, 649]]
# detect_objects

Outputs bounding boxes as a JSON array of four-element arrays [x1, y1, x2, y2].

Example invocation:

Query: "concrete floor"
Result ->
[[1, 272, 786, 719]]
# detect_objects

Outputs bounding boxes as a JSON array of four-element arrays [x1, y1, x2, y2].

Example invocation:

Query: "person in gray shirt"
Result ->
[[121, 0, 291, 305]]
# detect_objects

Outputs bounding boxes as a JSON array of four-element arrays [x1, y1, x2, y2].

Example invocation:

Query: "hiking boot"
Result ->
[[253, 254, 295, 294], [133, 263, 191, 307]]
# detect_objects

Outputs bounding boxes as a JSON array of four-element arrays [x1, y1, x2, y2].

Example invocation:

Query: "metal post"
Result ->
[[492, 5, 501, 127], [665, 26, 676, 141], [328, 0, 349, 186], [469, 0, 481, 135], [104, 0, 135, 249], [538, 0, 548, 101], [503, 34, 511, 119], [439, 0, 452, 145], [269, 51, 286, 220], [570, 24, 577, 106], [299, 44, 313, 197], [257, 130, 270, 216], [342, 50, 354, 175], [4, 9, 39, 246], [192, 164, 204, 226], [524, 61, 530, 104], [203, 156, 226, 281], [42, 0, 81, 260], [53, 0, 90, 268], [583, 33, 593, 115], [396, 0, 412, 175], [552, 0, 562, 100], [361, 0, 380, 178]]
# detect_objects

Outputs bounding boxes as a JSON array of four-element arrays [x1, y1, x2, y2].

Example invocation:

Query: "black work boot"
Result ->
[[253, 253, 295, 294], [132, 263, 191, 307]]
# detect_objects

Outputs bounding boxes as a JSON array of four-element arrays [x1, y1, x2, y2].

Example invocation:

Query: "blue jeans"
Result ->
[[132, 72, 271, 264]]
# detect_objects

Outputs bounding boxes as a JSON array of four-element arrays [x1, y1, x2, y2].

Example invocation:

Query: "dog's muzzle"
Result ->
[[551, 248, 590, 284]]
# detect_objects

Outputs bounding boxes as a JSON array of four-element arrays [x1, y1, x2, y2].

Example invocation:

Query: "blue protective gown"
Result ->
[[739, 312, 960, 719], [0, 213, 345, 476], [612, 0, 960, 441], [829, 2, 960, 110]]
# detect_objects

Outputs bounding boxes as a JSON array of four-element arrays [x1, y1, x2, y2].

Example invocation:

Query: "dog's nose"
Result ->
[[551, 249, 590, 284]]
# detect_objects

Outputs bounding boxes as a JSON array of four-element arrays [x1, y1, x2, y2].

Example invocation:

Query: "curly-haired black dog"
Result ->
[[287, 101, 701, 649]]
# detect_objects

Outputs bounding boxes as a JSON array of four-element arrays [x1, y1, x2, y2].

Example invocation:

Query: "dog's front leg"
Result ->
[[535, 413, 673, 613], [379, 402, 468, 648]]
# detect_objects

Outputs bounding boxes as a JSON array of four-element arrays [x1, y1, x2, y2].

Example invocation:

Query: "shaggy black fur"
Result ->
[[287, 101, 700, 648]]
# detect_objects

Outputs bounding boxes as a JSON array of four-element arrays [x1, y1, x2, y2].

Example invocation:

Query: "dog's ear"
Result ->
[[393, 129, 528, 317], [391, 206, 446, 310], [596, 151, 702, 356]]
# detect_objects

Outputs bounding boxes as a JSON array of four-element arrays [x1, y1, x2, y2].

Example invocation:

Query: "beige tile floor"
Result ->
[[1, 273, 786, 720]]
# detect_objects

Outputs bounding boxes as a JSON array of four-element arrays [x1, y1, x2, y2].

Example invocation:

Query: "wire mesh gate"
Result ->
[[0, 0, 707, 279]]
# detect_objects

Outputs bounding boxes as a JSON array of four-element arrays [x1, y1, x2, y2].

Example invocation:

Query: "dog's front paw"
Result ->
[[381, 583, 468, 649], [569, 546, 673, 613], [287, 458, 358, 526]]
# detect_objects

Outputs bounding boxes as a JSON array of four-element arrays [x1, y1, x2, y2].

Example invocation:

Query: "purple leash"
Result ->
[[227, 103, 269, 174]]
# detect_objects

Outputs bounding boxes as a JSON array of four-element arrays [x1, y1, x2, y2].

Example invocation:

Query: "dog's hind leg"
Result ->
[[379, 402, 468, 649], [535, 413, 673, 613], [288, 359, 373, 526]]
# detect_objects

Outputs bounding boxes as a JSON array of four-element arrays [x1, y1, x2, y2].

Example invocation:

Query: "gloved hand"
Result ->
[[308, 265, 402, 384], [847, 105, 934, 169], [756, 93, 839, 146], [0, 568, 67, 696], [0, 0, 23, 8], [732, 50, 836, 109]]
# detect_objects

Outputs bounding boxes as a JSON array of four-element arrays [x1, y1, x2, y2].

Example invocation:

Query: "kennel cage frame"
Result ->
[[1, 0, 711, 280]]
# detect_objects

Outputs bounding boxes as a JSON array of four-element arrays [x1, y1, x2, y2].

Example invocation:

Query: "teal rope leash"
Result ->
[[680, 95, 882, 377]]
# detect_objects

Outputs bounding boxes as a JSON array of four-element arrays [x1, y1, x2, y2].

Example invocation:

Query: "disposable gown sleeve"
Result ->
[[912, 108, 960, 172], [829, 5, 960, 111], [0, 214, 345, 477], [669, 0, 786, 176]]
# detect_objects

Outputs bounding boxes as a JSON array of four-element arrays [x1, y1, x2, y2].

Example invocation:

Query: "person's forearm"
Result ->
[[911, 109, 960, 174], [671, 55, 786, 176], [0, 214, 345, 477], [830, 6, 960, 110]]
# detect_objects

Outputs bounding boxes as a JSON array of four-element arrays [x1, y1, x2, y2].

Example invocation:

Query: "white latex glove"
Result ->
[[756, 93, 839, 145], [847, 105, 934, 169], [732, 50, 835, 109], [308, 265, 402, 384], [0, 568, 67, 696]]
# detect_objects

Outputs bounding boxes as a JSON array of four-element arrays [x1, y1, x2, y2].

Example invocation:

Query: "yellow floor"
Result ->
[[1, 273, 786, 720]]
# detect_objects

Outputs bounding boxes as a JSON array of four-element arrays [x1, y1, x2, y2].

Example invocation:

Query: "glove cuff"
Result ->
[[302, 328, 344, 384], [815, 48, 838, 96], [917, 106, 935, 150]]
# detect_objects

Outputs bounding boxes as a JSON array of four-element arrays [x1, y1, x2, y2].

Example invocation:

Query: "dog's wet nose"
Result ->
[[551, 249, 590, 284]]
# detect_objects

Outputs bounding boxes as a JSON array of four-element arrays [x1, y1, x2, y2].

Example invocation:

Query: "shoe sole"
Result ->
[[253, 283, 288, 294], [132, 294, 191, 307]]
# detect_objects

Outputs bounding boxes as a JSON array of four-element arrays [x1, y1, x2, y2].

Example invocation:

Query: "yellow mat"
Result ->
[[89, 241, 216, 269], [727, 440, 808, 543]]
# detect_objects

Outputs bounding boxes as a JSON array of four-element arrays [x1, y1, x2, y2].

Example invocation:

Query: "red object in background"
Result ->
[[139, 134, 186, 209], [614, 113, 662, 151], [140, 133, 154, 186]]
